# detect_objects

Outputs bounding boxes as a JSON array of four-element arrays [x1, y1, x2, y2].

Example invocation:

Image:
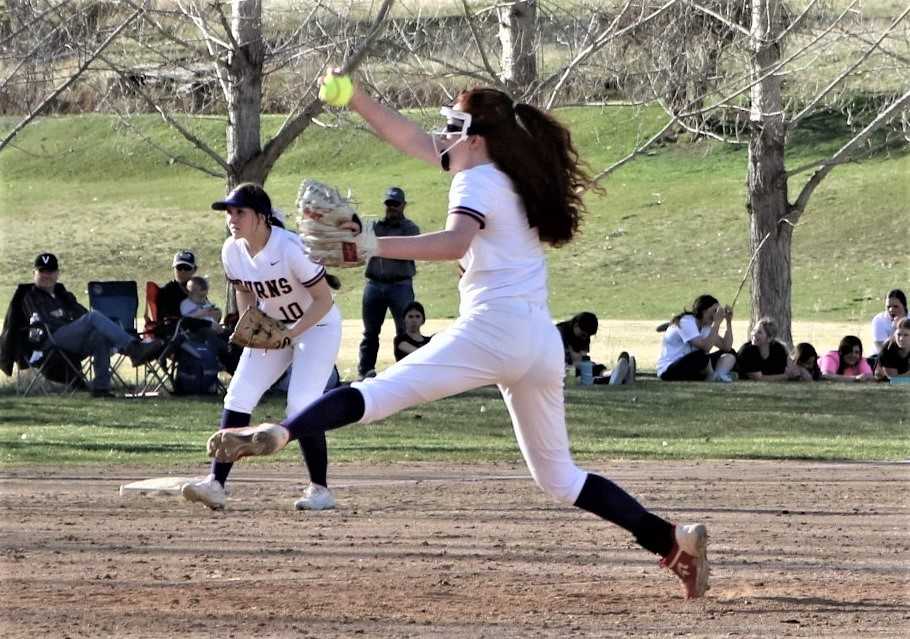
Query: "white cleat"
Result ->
[[181, 475, 226, 510], [294, 483, 337, 511], [660, 523, 710, 599], [207, 423, 290, 462]]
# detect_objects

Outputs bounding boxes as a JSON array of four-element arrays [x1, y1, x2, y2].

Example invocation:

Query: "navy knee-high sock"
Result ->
[[280, 386, 365, 440], [298, 435, 328, 487], [574, 473, 675, 557], [211, 409, 250, 486]]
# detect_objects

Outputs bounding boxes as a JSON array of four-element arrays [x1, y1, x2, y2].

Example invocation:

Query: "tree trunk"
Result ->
[[226, 0, 266, 188], [497, 1, 537, 89], [747, 0, 793, 346]]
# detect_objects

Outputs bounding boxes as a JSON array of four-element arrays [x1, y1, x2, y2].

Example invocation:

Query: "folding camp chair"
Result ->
[[6, 283, 91, 396], [137, 281, 180, 395], [86, 280, 143, 391], [136, 281, 228, 396]]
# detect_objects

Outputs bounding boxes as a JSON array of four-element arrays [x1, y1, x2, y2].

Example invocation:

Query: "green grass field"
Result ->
[[1, 382, 907, 466], [1, 107, 907, 326]]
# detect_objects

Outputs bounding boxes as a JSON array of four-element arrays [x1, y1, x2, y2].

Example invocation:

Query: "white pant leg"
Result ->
[[352, 301, 545, 423], [499, 314, 587, 504], [286, 314, 343, 417], [224, 347, 292, 415]]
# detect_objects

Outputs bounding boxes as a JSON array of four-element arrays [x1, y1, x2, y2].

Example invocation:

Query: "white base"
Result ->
[[119, 476, 200, 497]]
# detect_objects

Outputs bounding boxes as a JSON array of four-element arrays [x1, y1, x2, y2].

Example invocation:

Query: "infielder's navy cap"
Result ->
[[211, 183, 272, 216], [34, 253, 59, 271], [172, 250, 196, 268], [384, 187, 406, 205]]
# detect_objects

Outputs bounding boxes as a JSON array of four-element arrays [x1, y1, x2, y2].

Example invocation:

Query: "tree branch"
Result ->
[[98, 53, 230, 174], [791, 87, 910, 220], [584, 116, 679, 190], [460, 0, 502, 86], [0, 7, 144, 154], [790, 4, 910, 126]]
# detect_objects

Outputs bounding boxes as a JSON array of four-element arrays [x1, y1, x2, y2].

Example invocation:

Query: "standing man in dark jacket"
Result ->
[[23, 253, 162, 397], [357, 187, 420, 379]]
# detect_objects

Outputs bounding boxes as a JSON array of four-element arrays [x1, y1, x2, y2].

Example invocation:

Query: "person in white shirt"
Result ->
[[179, 276, 224, 329], [205, 81, 709, 599], [656, 294, 736, 382], [182, 183, 342, 512], [868, 289, 907, 363]]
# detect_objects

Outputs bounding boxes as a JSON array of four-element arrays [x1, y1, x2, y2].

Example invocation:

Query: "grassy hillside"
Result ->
[[1, 107, 907, 326]]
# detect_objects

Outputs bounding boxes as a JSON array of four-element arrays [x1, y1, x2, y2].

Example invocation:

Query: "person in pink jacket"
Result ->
[[819, 335, 874, 382]]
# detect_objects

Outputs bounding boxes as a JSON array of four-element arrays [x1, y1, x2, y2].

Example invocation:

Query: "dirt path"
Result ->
[[2, 460, 908, 638]]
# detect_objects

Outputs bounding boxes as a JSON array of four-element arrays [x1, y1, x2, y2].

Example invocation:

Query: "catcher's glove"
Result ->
[[230, 307, 291, 350], [296, 178, 377, 267]]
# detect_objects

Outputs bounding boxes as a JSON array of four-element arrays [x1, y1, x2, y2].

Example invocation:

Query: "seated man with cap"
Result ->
[[356, 186, 421, 380], [23, 253, 163, 397], [155, 250, 198, 339]]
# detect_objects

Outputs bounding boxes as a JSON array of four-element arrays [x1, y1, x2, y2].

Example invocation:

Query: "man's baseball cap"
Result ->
[[384, 187, 406, 205], [34, 253, 59, 271], [211, 183, 272, 216], [173, 250, 196, 268]]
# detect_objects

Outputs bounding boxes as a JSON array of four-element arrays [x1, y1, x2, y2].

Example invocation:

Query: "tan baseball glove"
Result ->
[[229, 307, 291, 350], [296, 178, 378, 267]]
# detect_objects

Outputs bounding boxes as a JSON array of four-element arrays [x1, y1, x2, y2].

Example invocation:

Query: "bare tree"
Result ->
[[587, 0, 910, 344]]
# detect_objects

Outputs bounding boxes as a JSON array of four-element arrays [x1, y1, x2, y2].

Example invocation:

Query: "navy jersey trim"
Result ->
[[449, 206, 486, 229], [302, 267, 326, 288]]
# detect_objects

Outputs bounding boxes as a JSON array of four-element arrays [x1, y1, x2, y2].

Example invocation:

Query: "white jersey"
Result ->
[[222, 227, 333, 324], [656, 315, 712, 376], [448, 163, 548, 313], [870, 311, 904, 353]]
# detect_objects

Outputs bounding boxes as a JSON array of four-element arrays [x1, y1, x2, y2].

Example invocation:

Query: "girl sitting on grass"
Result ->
[[874, 318, 910, 381], [793, 342, 822, 381], [819, 336, 874, 382]]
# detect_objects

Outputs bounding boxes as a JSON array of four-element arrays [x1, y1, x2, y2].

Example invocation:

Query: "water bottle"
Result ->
[[579, 356, 594, 386], [28, 313, 46, 344]]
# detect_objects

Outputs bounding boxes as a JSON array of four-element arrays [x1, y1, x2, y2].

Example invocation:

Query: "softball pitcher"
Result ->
[[207, 83, 709, 598], [182, 183, 342, 511]]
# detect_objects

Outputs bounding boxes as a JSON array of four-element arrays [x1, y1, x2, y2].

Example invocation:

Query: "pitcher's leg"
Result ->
[[500, 378, 674, 556]]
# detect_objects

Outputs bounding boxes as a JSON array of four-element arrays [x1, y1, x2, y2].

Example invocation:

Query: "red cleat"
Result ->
[[660, 523, 710, 599]]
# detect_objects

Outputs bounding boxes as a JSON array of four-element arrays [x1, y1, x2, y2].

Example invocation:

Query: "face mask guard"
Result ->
[[431, 107, 473, 171]]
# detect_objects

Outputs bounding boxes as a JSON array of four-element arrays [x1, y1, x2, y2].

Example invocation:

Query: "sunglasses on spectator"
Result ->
[[175, 264, 195, 272]]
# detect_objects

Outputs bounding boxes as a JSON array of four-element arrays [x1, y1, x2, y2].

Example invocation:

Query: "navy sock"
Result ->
[[280, 386, 365, 441], [574, 473, 675, 557], [211, 409, 250, 486], [298, 435, 328, 487]]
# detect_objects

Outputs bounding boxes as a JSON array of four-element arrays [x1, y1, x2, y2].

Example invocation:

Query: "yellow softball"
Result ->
[[319, 73, 354, 108]]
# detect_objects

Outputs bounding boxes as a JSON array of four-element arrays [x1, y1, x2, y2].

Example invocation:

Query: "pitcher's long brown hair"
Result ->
[[456, 88, 594, 247]]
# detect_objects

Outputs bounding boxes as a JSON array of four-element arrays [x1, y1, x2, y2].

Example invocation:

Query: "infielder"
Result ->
[[182, 183, 342, 511], [207, 81, 709, 598]]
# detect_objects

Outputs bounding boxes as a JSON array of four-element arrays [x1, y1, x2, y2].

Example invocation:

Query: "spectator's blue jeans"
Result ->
[[52, 311, 134, 390], [358, 279, 414, 376]]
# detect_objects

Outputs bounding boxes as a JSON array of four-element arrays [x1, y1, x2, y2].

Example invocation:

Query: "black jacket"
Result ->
[[365, 218, 420, 282], [23, 283, 87, 333], [1, 283, 88, 378]]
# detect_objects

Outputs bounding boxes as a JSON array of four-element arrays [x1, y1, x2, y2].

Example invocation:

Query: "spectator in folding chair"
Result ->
[[0, 283, 88, 392], [154, 250, 198, 339], [22, 253, 163, 397]]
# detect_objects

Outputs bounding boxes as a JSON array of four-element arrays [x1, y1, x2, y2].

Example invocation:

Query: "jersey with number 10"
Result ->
[[222, 227, 327, 324]]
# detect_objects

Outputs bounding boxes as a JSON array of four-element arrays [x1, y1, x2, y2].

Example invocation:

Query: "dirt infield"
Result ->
[[2, 460, 908, 638]]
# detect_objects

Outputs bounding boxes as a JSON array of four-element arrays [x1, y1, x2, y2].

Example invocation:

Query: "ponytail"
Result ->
[[457, 88, 597, 247]]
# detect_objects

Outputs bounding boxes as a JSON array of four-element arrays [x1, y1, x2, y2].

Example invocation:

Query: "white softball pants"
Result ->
[[352, 299, 588, 504], [224, 306, 342, 417]]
